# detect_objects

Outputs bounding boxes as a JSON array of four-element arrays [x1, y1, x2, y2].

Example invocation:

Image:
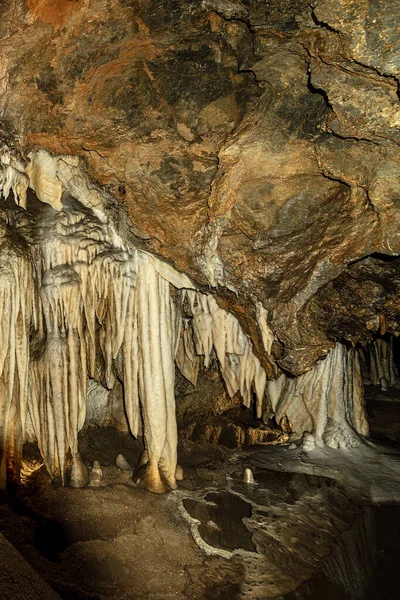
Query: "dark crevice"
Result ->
[[306, 78, 331, 109], [351, 55, 399, 87], [310, 7, 341, 34], [368, 253, 400, 263], [346, 252, 400, 268], [209, 10, 251, 31], [364, 188, 381, 222]]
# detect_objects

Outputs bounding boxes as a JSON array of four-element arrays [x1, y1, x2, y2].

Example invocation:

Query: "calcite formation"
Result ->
[[359, 337, 398, 391], [267, 343, 369, 449], [0, 218, 33, 486], [0, 145, 275, 490], [0, 0, 399, 375]]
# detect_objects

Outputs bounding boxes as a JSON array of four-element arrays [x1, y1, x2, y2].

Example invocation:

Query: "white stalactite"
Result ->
[[256, 301, 274, 355], [266, 343, 369, 449], [0, 149, 30, 210], [26, 150, 63, 211], [0, 221, 33, 487], [179, 291, 267, 418], [135, 254, 178, 492]]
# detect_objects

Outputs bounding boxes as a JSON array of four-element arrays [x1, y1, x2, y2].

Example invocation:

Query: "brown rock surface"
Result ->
[[1, 0, 399, 375]]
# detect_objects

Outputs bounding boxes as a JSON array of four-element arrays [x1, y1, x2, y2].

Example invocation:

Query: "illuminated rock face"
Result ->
[[0, 0, 399, 377]]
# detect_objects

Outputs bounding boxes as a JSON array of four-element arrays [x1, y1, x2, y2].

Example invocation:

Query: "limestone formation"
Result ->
[[89, 460, 103, 487], [116, 454, 131, 472], [359, 338, 398, 391], [0, 0, 398, 375], [242, 468, 255, 484], [267, 343, 369, 449]]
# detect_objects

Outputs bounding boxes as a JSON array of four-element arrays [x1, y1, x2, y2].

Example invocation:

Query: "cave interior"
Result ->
[[0, 1, 400, 599]]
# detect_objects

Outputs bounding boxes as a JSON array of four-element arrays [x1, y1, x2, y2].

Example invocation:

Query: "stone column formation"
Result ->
[[267, 344, 369, 450]]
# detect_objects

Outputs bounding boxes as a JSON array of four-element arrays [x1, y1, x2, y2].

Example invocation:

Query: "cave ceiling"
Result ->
[[0, 0, 399, 376]]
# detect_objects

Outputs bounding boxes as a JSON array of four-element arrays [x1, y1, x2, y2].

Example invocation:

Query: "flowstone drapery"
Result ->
[[266, 344, 369, 449], [0, 146, 372, 492], [0, 220, 33, 488]]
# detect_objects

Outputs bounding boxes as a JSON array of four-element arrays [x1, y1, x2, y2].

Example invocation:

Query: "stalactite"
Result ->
[[358, 337, 398, 390], [266, 343, 369, 449], [29, 264, 88, 481], [256, 301, 274, 355], [0, 220, 33, 488], [0, 143, 372, 492], [175, 317, 200, 386], [0, 150, 29, 210], [26, 150, 63, 211], [179, 291, 267, 418], [24, 189, 187, 490], [133, 253, 178, 492]]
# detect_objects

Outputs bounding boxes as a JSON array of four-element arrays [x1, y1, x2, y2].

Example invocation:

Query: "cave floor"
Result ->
[[245, 439, 400, 505], [1, 386, 399, 600], [0, 434, 369, 600], [2, 437, 243, 600]]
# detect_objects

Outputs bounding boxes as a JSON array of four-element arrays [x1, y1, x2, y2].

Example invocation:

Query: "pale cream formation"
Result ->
[[0, 220, 33, 487], [176, 291, 268, 418], [266, 344, 369, 449]]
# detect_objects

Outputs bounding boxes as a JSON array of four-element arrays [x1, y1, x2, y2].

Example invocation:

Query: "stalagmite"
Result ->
[[175, 465, 184, 481], [243, 468, 255, 484], [116, 455, 131, 471], [89, 461, 103, 487], [68, 454, 89, 488]]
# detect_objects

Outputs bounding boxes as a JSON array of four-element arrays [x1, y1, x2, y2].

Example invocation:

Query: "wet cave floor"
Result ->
[[1, 387, 400, 600]]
